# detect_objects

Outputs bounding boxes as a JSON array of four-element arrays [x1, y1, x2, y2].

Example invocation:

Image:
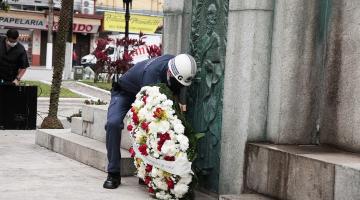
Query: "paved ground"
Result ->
[[22, 67, 53, 81], [0, 132, 216, 200], [61, 81, 111, 103], [0, 131, 151, 200], [37, 98, 87, 128]]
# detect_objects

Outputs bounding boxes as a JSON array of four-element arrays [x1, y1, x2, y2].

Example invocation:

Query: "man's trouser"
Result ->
[[105, 90, 134, 173]]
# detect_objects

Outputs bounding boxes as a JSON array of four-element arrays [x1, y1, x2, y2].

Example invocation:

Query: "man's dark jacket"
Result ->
[[0, 36, 29, 81]]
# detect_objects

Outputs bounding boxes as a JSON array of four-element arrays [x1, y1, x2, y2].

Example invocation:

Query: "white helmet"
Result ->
[[168, 54, 197, 86]]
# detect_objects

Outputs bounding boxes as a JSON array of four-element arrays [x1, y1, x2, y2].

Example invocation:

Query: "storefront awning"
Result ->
[[0, 10, 101, 34]]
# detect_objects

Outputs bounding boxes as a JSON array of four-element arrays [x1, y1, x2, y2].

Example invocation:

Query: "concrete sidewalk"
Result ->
[[22, 67, 53, 81], [0, 131, 150, 200]]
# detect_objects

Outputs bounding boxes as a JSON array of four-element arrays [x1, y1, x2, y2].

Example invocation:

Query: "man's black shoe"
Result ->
[[103, 173, 121, 189]]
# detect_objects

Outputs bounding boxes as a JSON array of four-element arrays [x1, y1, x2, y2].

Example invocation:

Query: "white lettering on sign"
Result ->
[[0, 16, 46, 29]]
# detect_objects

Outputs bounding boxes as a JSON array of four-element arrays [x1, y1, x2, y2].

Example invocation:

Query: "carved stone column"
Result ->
[[219, 0, 274, 195], [321, 0, 360, 152], [163, 0, 192, 54]]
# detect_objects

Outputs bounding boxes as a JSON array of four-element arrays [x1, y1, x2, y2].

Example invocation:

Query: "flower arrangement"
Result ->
[[126, 84, 203, 200]]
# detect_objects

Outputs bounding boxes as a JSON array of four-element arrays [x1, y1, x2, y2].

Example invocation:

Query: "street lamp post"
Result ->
[[123, 0, 132, 40]]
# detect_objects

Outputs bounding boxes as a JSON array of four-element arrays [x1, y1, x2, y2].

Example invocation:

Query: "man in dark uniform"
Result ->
[[0, 29, 29, 85], [103, 54, 197, 189]]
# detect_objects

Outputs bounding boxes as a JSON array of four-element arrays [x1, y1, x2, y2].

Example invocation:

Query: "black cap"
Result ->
[[6, 29, 19, 40]]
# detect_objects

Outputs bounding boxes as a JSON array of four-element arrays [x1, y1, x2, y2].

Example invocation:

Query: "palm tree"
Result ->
[[41, 0, 74, 129], [0, 0, 9, 10]]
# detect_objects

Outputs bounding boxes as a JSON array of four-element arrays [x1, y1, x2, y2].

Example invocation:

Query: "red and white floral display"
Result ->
[[126, 86, 193, 200]]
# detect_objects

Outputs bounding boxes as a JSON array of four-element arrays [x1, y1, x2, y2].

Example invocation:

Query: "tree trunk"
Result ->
[[41, 0, 74, 129]]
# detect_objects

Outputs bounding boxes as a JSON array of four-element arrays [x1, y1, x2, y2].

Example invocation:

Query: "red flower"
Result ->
[[138, 144, 148, 156], [129, 147, 135, 158], [153, 107, 165, 119], [144, 176, 151, 185], [157, 132, 171, 151], [145, 164, 153, 173], [142, 96, 147, 104], [160, 132, 171, 141], [157, 142, 163, 151], [131, 107, 136, 113], [148, 187, 154, 193], [166, 178, 174, 189], [127, 124, 133, 131], [141, 122, 149, 132], [164, 156, 175, 161], [132, 113, 139, 124]]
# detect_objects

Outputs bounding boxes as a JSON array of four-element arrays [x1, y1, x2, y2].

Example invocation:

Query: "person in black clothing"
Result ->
[[0, 29, 30, 85]]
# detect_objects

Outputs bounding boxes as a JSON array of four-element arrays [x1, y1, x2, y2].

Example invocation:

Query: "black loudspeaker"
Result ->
[[0, 85, 37, 130]]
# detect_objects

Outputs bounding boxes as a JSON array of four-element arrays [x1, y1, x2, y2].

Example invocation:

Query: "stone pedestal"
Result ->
[[219, 0, 274, 195], [267, 0, 321, 144]]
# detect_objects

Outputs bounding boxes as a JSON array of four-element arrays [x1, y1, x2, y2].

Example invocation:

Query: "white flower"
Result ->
[[173, 183, 189, 198], [133, 99, 144, 108], [161, 140, 178, 156], [138, 108, 154, 122], [173, 123, 185, 134], [149, 137, 159, 150], [152, 167, 164, 177], [179, 174, 192, 185], [135, 130, 146, 143], [168, 130, 176, 140], [153, 178, 168, 191], [137, 163, 146, 179], [152, 151, 160, 158], [155, 191, 173, 200], [162, 99, 173, 107], [149, 121, 170, 134], [176, 134, 189, 151], [151, 167, 159, 177]]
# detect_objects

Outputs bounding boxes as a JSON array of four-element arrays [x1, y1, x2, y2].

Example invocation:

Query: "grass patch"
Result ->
[[80, 80, 112, 91], [23, 80, 82, 98]]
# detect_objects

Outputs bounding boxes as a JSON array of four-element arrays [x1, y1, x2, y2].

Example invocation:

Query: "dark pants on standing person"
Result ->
[[105, 90, 134, 173]]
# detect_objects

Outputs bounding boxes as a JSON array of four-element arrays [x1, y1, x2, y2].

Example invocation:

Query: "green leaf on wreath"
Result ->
[[194, 132, 205, 140]]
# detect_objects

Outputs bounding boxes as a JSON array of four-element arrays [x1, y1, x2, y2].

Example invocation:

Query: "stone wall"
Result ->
[[219, 0, 274, 195], [267, 0, 322, 144], [320, 0, 360, 152]]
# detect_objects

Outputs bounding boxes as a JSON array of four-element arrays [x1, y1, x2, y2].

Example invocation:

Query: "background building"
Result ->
[[1, 0, 163, 67]]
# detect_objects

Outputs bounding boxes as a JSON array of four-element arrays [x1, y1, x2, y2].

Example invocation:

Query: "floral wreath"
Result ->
[[126, 84, 203, 200]]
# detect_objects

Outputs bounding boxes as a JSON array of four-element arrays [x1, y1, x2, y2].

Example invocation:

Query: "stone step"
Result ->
[[35, 129, 135, 176], [70, 117, 82, 135], [72, 105, 132, 150], [81, 105, 107, 142], [245, 143, 360, 200], [220, 194, 274, 200]]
